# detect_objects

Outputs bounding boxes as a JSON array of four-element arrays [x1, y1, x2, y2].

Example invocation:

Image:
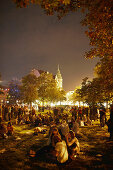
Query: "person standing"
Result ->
[[107, 105, 113, 140], [53, 107, 59, 117], [99, 106, 106, 127]]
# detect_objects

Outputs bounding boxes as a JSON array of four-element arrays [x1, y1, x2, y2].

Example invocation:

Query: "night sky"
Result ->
[[0, 0, 98, 91]]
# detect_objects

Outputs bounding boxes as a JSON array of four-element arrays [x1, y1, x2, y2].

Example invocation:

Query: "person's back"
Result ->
[[107, 105, 113, 140], [51, 128, 68, 163], [72, 120, 79, 135], [60, 120, 69, 137], [7, 122, 13, 136], [110, 106, 113, 122], [99, 107, 106, 127], [55, 139, 68, 163], [54, 107, 58, 116]]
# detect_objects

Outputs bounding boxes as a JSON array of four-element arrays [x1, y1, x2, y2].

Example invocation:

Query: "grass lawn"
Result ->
[[0, 120, 113, 169]]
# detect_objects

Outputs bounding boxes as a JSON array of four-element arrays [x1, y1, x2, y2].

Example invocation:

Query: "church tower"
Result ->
[[55, 65, 63, 90]]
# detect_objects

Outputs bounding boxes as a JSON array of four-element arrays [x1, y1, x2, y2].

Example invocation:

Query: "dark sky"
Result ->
[[0, 0, 98, 91]]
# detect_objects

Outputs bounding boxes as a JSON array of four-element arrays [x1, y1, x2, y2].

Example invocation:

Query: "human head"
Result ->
[[52, 127, 59, 135], [8, 122, 11, 126], [69, 130, 75, 139]]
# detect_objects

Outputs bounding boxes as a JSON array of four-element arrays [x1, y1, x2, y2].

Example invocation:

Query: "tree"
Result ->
[[37, 72, 58, 104], [71, 87, 83, 105], [80, 1, 113, 60], [94, 57, 113, 103], [13, 0, 113, 101], [74, 77, 100, 106], [21, 73, 38, 109], [56, 89, 66, 105], [85, 78, 103, 106]]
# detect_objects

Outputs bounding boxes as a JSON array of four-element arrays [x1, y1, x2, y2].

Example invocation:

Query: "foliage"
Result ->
[[84, 78, 104, 105], [37, 72, 58, 103], [71, 87, 82, 104], [56, 89, 66, 103], [73, 56, 113, 105], [94, 57, 113, 102], [13, 0, 113, 103], [21, 74, 38, 105], [73, 77, 89, 104], [74, 77, 105, 106]]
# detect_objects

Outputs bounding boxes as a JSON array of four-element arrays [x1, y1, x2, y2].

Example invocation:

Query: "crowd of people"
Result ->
[[0, 103, 113, 164]]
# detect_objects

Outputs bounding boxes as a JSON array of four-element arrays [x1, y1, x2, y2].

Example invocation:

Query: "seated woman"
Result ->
[[7, 122, 13, 136], [29, 127, 68, 164], [65, 130, 80, 160], [51, 127, 68, 163]]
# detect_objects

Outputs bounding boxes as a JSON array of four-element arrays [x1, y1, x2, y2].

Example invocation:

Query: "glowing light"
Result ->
[[75, 101, 79, 106], [50, 103, 55, 107], [103, 103, 107, 107]]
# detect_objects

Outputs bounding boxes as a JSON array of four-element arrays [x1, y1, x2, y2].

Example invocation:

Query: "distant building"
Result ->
[[30, 69, 46, 78]]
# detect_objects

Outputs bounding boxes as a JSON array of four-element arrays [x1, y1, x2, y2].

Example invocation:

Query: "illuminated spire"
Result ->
[[55, 65, 63, 89]]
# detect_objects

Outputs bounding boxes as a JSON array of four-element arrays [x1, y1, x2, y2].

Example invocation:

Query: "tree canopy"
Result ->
[[94, 57, 113, 102], [37, 72, 58, 103], [21, 74, 38, 107], [13, 0, 113, 104]]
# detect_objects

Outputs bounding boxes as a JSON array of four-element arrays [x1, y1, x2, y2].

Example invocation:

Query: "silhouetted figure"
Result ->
[[99, 106, 106, 127], [0, 117, 7, 139], [107, 105, 113, 140]]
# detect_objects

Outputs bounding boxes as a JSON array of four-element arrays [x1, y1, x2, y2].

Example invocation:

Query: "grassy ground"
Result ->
[[0, 120, 113, 170]]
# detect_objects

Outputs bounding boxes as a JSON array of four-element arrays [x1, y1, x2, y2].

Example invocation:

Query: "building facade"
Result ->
[[55, 65, 63, 90]]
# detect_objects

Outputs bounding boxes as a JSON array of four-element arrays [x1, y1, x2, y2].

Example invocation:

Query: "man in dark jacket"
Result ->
[[107, 105, 113, 140], [99, 106, 106, 127]]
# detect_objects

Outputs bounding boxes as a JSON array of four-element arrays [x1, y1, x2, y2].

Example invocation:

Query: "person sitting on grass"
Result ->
[[7, 122, 13, 136], [60, 120, 69, 139], [29, 127, 68, 164], [33, 126, 47, 135], [51, 127, 68, 163], [65, 130, 80, 160], [71, 118, 80, 136]]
